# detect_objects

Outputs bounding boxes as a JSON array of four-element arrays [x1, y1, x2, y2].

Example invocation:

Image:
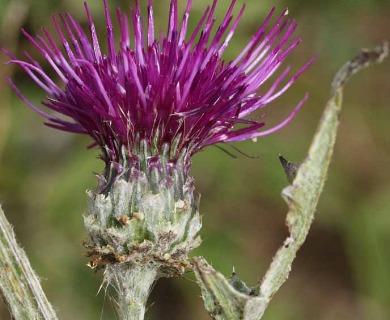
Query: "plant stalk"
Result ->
[[106, 264, 158, 320], [0, 206, 57, 320]]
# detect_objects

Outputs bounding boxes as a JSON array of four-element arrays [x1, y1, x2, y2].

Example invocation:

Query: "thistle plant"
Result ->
[[0, 0, 387, 319]]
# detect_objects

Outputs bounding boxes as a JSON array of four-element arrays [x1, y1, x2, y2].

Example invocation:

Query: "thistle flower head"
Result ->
[[6, 0, 314, 169]]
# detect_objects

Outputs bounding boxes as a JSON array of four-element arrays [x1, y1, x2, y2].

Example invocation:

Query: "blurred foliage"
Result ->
[[0, 0, 389, 319]]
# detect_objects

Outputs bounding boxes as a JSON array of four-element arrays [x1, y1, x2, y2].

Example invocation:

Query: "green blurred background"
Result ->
[[0, 0, 389, 319]]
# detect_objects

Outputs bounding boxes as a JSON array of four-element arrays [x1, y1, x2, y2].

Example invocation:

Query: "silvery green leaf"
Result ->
[[194, 42, 388, 320]]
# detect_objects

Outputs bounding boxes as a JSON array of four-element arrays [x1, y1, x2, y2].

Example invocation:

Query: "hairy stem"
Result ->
[[106, 264, 158, 320], [0, 206, 57, 320]]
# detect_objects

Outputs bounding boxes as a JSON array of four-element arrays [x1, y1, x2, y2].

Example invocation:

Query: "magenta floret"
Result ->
[[6, 0, 314, 164]]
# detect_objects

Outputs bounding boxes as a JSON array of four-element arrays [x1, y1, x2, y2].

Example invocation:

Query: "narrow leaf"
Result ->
[[194, 42, 388, 320]]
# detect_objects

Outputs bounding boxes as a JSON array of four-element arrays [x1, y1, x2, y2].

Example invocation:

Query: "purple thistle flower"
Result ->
[[5, 0, 314, 168]]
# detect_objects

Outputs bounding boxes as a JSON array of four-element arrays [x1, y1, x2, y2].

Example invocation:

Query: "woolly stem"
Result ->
[[106, 264, 158, 320]]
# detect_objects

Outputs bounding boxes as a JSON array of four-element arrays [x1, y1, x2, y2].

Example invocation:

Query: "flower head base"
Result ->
[[6, 0, 313, 172]]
